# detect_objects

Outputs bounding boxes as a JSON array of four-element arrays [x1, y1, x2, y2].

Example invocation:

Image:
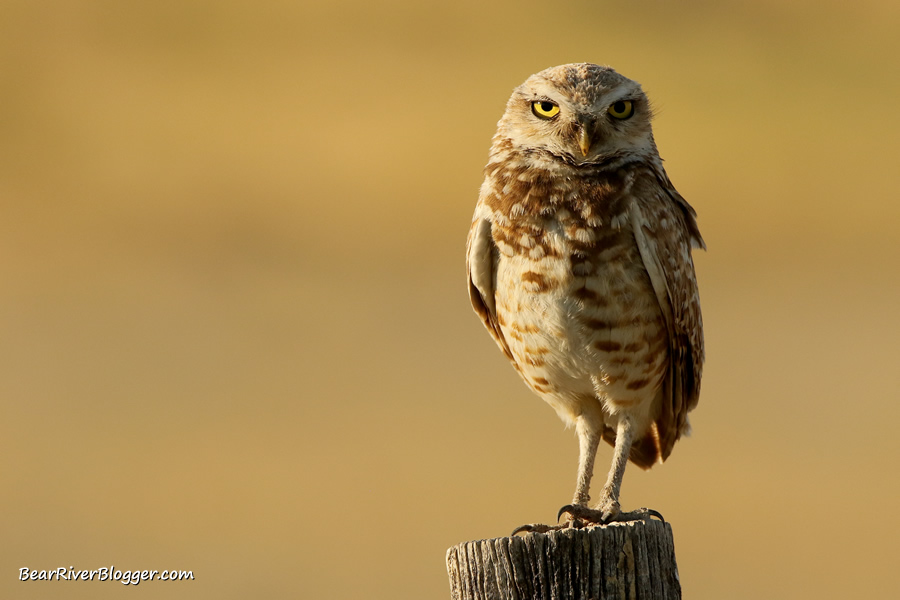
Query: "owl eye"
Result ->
[[607, 100, 634, 119], [531, 100, 560, 120]]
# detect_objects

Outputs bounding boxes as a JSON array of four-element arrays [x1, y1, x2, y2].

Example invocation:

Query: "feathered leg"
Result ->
[[571, 414, 601, 507]]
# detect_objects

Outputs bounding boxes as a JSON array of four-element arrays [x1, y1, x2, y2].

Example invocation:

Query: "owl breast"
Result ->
[[488, 173, 669, 427]]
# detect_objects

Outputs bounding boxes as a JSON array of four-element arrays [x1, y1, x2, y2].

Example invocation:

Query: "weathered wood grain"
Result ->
[[446, 519, 680, 599]]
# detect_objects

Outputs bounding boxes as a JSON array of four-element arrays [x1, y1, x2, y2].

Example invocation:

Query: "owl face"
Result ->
[[496, 63, 656, 167]]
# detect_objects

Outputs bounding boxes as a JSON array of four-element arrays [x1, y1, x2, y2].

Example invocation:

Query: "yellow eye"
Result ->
[[531, 100, 560, 119], [607, 100, 634, 119]]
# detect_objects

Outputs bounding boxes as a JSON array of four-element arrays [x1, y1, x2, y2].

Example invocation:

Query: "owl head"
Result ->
[[495, 63, 657, 167]]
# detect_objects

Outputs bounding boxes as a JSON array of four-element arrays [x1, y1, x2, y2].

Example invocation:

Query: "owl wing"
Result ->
[[630, 172, 704, 462], [466, 207, 515, 363]]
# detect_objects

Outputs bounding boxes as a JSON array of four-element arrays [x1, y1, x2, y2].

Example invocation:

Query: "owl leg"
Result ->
[[593, 412, 634, 520], [571, 413, 601, 507], [558, 413, 663, 525]]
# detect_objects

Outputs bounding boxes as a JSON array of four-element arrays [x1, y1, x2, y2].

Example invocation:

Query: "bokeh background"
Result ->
[[2, 1, 898, 598]]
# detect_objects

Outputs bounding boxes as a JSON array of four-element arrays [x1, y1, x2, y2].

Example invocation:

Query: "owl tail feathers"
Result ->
[[622, 359, 697, 469], [600, 422, 666, 470], [630, 425, 666, 470]]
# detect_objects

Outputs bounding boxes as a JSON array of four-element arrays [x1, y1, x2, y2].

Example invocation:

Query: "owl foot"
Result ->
[[557, 504, 664, 525], [511, 506, 662, 536]]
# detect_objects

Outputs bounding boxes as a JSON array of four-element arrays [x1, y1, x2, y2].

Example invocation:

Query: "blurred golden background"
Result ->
[[1, 1, 898, 598]]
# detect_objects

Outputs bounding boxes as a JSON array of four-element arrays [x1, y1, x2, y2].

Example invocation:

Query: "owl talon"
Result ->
[[557, 504, 579, 523], [639, 507, 665, 522]]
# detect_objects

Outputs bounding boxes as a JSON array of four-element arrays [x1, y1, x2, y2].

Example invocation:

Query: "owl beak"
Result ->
[[577, 125, 593, 157]]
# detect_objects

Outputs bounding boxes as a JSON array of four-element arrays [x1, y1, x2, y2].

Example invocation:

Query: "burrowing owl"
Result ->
[[466, 63, 704, 531]]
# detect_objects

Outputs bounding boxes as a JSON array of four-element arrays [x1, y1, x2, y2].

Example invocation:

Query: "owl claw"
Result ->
[[640, 508, 665, 522], [557, 504, 578, 523]]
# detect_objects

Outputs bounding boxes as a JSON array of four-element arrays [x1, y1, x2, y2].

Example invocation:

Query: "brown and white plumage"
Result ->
[[466, 63, 704, 528]]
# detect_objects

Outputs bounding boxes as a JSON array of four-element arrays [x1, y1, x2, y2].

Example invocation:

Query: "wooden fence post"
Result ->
[[446, 519, 681, 599]]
